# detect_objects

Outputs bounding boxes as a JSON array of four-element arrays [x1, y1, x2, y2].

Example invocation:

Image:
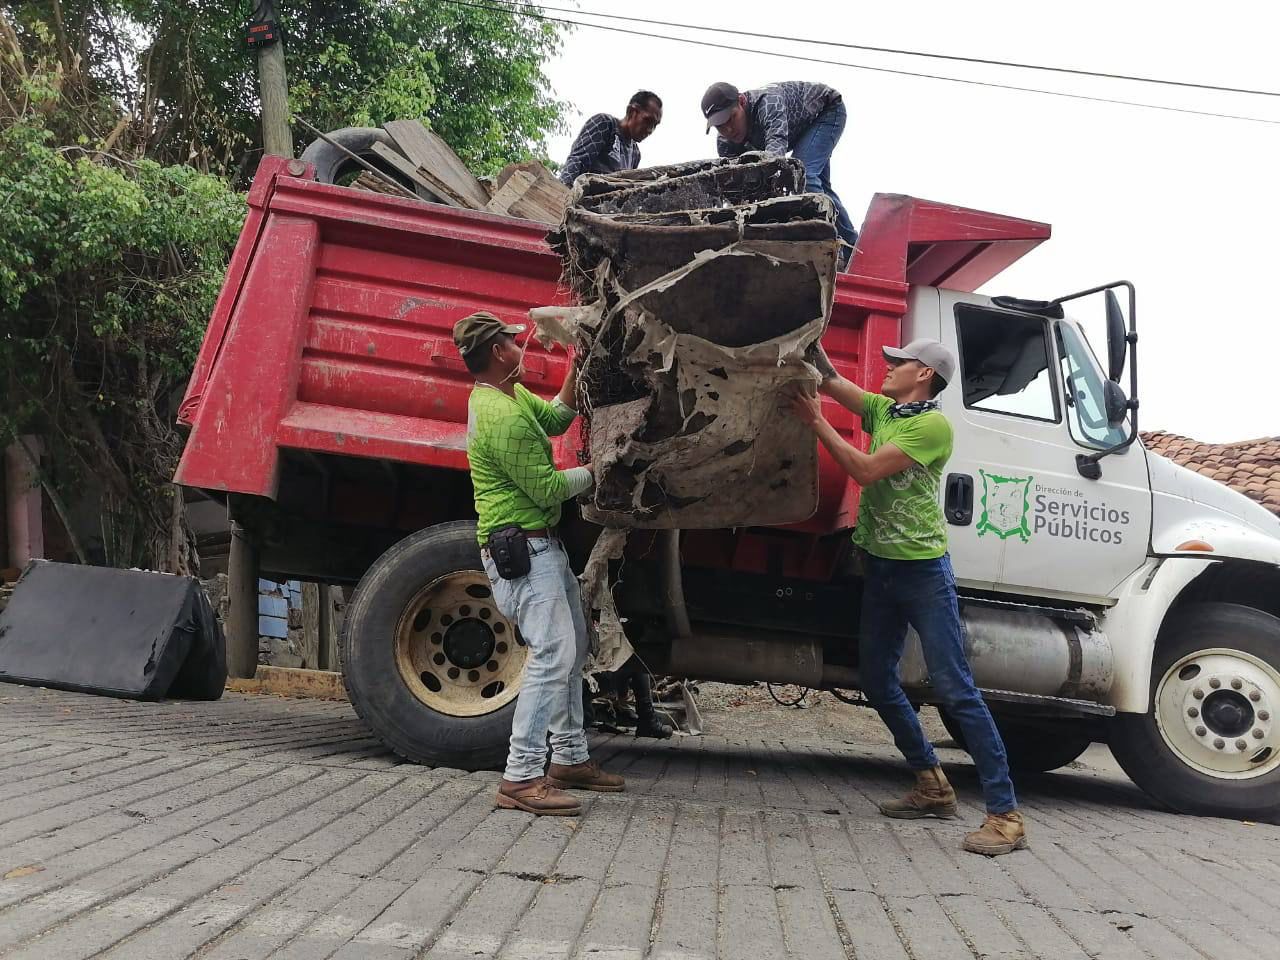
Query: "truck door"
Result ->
[[939, 291, 1151, 604], [933, 293, 1063, 591]]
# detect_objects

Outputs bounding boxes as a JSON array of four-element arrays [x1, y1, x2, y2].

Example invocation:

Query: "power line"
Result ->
[[441, 0, 1280, 126], [478, 0, 1280, 99]]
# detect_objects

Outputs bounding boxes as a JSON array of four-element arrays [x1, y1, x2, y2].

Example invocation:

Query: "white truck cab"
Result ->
[[904, 281, 1280, 820]]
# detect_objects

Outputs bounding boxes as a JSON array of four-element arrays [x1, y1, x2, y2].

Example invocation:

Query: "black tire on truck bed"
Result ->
[[339, 521, 521, 769], [1110, 601, 1280, 822]]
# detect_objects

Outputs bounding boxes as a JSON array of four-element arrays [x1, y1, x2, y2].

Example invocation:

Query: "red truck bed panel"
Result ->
[[176, 158, 1049, 538]]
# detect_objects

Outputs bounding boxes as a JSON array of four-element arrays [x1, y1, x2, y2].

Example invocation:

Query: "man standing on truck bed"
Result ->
[[701, 80, 859, 267], [455, 311, 625, 816], [790, 341, 1027, 856], [558, 90, 663, 186]]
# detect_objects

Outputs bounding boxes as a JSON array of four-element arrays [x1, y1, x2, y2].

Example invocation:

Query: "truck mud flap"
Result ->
[[0, 560, 226, 701]]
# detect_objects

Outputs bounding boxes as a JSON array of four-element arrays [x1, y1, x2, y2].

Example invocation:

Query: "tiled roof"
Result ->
[[1142, 431, 1280, 517]]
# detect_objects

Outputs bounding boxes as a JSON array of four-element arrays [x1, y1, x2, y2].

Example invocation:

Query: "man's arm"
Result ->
[[494, 414, 593, 508], [756, 91, 790, 156], [820, 375, 866, 416], [558, 114, 614, 186], [789, 389, 914, 486], [806, 342, 865, 415], [522, 356, 580, 437]]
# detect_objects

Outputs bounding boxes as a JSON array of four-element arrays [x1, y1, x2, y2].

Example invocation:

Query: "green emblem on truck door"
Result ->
[[976, 470, 1033, 542]]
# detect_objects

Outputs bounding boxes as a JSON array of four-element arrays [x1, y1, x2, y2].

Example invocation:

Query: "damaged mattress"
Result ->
[[549, 156, 839, 529]]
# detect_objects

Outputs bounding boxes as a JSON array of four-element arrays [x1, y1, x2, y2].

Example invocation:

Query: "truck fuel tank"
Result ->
[[899, 600, 1113, 701]]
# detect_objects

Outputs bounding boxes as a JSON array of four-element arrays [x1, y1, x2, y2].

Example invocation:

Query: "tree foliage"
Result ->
[[1, 2, 567, 572], [5, 1, 568, 179], [0, 119, 244, 572]]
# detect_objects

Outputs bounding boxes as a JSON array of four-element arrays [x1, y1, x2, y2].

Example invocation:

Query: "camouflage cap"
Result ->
[[452, 311, 525, 357]]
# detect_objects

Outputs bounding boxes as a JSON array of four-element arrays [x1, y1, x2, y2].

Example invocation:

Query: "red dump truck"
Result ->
[[177, 156, 1280, 821]]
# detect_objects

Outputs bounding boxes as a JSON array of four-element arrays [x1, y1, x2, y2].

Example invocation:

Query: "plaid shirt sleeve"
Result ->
[[559, 114, 616, 186]]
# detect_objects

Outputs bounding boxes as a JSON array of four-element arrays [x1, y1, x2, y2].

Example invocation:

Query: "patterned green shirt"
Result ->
[[467, 384, 590, 544], [852, 393, 953, 561]]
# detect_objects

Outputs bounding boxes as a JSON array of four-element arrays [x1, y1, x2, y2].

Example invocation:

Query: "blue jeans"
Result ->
[[859, 553, 1017, 814], [791, 101, 859, 252], [483, 537, 590, 782]]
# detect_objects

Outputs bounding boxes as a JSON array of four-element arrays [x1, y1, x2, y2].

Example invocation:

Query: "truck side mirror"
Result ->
[[1104, 380, 1128, 426], [1105, 289, 1127, 382]]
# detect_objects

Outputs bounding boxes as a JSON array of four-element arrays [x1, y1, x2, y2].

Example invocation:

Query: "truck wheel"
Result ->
[[339, 521, 526, 768], [1110, 601, 1280, 820], [939, 710, 1092, 774]]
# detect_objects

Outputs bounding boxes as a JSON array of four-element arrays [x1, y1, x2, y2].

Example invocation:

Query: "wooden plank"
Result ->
[[301, 583, 321, 668], [485, 171, 538, 217], [495, 159, 557, 192], [368, 142, 455, 205], [350, 171, 407, 196], [486, 170, 569, 225], [226, 665, 348, 701], [382, 120, 490, 210]]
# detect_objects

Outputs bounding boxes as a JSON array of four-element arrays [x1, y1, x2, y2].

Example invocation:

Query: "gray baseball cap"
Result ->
[[883, 339, 956, 385], [701, 82, 740, 131]]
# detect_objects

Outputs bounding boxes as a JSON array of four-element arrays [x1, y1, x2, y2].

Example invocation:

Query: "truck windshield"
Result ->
[[1055, 321, 1127, 450]]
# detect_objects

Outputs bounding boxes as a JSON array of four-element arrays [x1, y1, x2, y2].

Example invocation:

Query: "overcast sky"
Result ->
[[542, 1, 1280, 443]]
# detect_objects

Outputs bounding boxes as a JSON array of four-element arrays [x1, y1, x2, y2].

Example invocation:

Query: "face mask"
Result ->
[[888, 399, 939, 419]]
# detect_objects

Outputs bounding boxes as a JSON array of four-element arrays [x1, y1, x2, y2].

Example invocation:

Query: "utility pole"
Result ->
[[246, 0, 293, 158]]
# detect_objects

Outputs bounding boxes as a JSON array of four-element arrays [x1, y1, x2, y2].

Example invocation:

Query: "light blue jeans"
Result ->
[[483, 537, 591, 782]]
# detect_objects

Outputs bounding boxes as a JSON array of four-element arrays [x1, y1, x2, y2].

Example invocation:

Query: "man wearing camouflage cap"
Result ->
[[454, 311, 624, 816]]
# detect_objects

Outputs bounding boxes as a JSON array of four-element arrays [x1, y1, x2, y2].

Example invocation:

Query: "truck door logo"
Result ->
[[976, 470, 1033, 542]]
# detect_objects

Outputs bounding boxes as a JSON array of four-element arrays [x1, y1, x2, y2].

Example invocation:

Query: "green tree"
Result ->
[[5, 1, 568, 178], [0, 2, 567, 572], [0, 117, 245, 571]]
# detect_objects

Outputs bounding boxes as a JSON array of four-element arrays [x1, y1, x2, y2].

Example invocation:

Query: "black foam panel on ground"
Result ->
[[0, 560, 226, 701]]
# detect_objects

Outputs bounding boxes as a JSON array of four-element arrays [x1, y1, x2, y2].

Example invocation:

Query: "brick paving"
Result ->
[[0, 684, 1277, 959]]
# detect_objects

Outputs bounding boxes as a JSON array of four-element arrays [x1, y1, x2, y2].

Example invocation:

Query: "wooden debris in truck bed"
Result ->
[[485, 166, 571, 224], [382, 119, 491, 210], [350, 171, 409, 196]]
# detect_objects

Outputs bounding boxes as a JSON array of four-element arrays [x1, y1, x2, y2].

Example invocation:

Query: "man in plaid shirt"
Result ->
[[454, 311, 625, 816], [702, 80, 858, 267], [558, 90, 663, 186]]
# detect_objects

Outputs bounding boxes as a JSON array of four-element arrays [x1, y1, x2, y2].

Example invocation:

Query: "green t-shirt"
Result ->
[[467, 384, 586, 544], [851, 393, 953, 560]]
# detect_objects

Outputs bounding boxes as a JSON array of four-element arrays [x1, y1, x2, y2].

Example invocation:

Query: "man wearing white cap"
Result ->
[[790, 340, 1027, 856]]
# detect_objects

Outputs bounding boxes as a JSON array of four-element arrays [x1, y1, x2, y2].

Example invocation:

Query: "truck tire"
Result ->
[[299, 126, 415, 190], [1109, 601, 1280, 821], [339, 521, 526, 768], [939, 710, 1092, 774]]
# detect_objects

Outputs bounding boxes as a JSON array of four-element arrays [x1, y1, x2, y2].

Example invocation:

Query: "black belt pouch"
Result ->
[[489, 526, 532, 580]]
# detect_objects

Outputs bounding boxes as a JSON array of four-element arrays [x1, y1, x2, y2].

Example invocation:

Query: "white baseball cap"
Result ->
[[883, 339, 956, 385]]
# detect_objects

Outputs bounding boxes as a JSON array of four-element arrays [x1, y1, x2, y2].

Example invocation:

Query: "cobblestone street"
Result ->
[[1, 684, 1277, 959]]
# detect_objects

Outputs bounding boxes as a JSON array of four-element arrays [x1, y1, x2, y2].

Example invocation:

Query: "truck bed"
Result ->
[[176, 157, 1049, 578]]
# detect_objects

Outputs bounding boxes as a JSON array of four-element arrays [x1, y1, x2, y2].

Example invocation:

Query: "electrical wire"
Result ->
[[440, 0, 1280, 126], [471, 0, 1280, 99]]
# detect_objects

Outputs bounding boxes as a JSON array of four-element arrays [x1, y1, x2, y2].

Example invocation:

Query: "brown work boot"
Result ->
[[546, 759, 626, 793], [963, 810, 1028, 856], [878, 766, 958, 819], [495, 777, 582, 816]]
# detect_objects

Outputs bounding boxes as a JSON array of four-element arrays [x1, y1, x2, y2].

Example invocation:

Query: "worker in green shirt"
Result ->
[[454, 311, 625, 816], [790, 339, 1027, 856]]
